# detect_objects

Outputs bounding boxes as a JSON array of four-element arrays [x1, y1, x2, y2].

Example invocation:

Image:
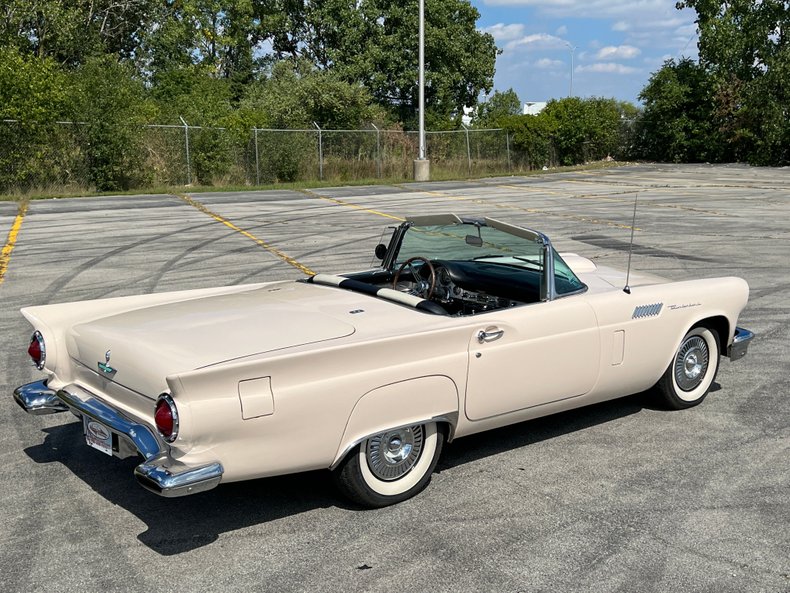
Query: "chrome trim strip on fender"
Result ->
[[727, 327, 754, 361], [330, 411, 459, 470]]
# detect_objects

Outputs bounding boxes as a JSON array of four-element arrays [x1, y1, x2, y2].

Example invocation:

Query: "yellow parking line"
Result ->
[[178, 194, 315, 276], [305, 191, 405, 222], [417, 189, 640, 231], [0, 201, 28, 286]]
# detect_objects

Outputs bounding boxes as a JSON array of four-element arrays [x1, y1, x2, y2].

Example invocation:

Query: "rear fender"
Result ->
[[331, 375, 459, 468]]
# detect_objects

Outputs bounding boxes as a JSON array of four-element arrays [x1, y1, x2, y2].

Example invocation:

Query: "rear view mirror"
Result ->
[[465, 235, 483, 247], [374, 244, 387, 260]]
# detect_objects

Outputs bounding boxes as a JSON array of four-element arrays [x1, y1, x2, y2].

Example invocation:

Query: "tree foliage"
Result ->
[[637, 58, 721, 162], [639, 0, 790, 164], [498, 97, 631, 168], [474, 89, 522, 128]]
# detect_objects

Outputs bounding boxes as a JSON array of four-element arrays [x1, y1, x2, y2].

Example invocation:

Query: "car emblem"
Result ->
[[98, 350, 116, 375]]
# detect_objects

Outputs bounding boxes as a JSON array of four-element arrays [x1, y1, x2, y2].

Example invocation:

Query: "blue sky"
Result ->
[[470, 0, 700, 106]]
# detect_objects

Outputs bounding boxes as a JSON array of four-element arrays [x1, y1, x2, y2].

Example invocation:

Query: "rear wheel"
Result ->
[[333, 422, 443, 508], [656, 326, 720, 409]]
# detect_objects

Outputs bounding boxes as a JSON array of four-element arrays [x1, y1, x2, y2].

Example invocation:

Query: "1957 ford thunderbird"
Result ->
[[13, 214, 753, 507]]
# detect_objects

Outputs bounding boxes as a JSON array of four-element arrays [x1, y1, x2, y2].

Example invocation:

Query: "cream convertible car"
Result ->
[[14, 214, 753, 507]]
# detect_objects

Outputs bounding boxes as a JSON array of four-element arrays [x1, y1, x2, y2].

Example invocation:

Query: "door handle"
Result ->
[[477, 327, 504, 343]]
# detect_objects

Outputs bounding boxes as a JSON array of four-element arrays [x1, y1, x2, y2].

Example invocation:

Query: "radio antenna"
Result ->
[[623, 193, 638, 294]]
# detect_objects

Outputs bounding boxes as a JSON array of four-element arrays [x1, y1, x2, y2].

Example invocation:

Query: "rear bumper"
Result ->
[[13, 380, 223, 497], [727, 326, 754, 361]]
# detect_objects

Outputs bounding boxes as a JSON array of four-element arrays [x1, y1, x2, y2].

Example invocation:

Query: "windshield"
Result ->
[[393, 221, 585, 296]]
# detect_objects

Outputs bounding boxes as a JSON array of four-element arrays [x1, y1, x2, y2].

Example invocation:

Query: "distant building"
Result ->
[[523, 102, 547, 116]]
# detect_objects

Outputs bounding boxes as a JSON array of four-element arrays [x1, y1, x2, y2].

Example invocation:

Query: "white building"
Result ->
[[523, 102, 547, 116]]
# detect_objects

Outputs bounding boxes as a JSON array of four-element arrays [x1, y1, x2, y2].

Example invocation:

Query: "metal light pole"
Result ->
[[413, 0, 430, 181], [565, 42, 577, 97]]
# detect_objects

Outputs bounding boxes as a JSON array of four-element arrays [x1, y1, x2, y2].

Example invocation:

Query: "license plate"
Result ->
[[84, 417, 113, 456]]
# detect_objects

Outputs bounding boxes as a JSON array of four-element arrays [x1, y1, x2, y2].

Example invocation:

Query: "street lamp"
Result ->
[[414, 0, 430, 181], [564, 41, 577, 97]]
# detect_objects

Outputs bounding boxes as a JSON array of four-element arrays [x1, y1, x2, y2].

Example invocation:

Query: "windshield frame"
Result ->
[[382, 216, 586, 302]]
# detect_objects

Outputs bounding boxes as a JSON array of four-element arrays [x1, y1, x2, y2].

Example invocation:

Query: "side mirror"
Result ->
[[374, 244, 387, 260]]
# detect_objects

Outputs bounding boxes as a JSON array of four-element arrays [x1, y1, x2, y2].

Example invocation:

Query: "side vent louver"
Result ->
[[632, 303, 663, 319]]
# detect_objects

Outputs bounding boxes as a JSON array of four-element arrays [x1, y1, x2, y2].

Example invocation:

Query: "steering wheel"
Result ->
[[392, 257, 436, 299]]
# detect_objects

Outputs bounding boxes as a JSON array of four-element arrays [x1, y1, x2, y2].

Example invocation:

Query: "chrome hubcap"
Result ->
[[366, 425, 424, 481], [674, 336, 709, 391]]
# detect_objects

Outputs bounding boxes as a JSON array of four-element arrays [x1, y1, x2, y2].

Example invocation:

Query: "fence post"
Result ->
[[313, 121, 323, 181], [253, 127, 260, 186], [371, 123, 382, 178], [506, 131, 511, 172], [179, 116, 192, 185], [462, 124, 472, 175]]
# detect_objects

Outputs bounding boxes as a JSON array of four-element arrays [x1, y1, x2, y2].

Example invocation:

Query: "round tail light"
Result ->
[[28, 331, 46, 370], [154, 394, 179, 443]]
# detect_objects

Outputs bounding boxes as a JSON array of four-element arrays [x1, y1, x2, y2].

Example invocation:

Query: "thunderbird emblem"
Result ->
[[98, 350, 116, 375]]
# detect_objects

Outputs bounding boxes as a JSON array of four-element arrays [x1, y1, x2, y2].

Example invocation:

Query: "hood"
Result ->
[[563, 253, 669, 292], [66, 282, 355, 397]]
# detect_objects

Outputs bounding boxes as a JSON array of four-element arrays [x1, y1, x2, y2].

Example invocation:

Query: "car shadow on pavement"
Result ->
[[22, 384, 719, 556]]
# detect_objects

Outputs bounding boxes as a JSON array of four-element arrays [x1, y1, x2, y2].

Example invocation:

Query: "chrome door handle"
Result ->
[[477, 327, 504, 343]]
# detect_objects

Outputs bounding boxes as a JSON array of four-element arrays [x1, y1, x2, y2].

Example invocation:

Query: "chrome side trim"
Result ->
[[135, 455, 224, 497], [13, 380, 68, 415], [727, 327, 754, 361]]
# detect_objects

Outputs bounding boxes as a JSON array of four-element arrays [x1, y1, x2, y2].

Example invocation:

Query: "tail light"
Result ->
[[154, 394, 179, 443], [28, 331, 46, 370]]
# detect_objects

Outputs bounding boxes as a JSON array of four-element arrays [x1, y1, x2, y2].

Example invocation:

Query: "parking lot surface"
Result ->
[[1, 164, 788, 592]]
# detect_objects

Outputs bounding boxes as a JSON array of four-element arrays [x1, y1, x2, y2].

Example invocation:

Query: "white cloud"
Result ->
[[576, 62, 639, 74], [595, 45, 641, 60], [484, 0, 673, 20], [555, 25, 568, 36], [505, 33, 568, 51], [483, 23, 526, 41], [534, 58, 565, 69], [612, 21, 630, 31]]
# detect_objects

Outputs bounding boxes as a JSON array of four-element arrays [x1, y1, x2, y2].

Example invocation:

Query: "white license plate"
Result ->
[[84, 417, 113, 456]]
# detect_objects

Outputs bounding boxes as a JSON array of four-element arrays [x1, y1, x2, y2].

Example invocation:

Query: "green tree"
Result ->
[[474, 89, 522, 128], [1, 0, 157, 65], [673, 0, 789, 163], [637, 58, 719, 162], [68, 56, 155, 191], [265, 0, 498, 127], [0, 47, 72, 190]]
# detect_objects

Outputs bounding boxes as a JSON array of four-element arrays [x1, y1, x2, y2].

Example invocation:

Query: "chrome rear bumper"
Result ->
[[13, 380, 223, 497], [727, 326, 754, 361]]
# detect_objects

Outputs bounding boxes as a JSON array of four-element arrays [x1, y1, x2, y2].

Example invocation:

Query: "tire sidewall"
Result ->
[[335, 422, 444, 508]]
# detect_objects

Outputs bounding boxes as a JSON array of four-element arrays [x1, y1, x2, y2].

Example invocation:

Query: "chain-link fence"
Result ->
[[0, 119, 587, 195]]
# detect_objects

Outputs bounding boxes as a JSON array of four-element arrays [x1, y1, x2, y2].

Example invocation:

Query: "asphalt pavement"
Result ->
[[1, 164, 788, 592]]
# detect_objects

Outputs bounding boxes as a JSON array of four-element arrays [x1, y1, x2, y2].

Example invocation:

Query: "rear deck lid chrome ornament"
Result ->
[[98, 350, 116, 376]]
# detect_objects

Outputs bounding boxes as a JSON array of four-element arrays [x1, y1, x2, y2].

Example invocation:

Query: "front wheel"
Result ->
[[332, 422, 444, 508], [656, 326, 720, 410]]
